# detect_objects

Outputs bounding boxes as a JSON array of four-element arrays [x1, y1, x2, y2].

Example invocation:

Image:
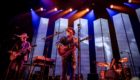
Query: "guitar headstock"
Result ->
[[7, 51, 12, 53], [31, 45, 37, 48], [85, 36, 92, 40], [81, 36, 92, 41]]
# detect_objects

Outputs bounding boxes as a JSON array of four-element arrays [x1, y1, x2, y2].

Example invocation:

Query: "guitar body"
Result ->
[[58, 39, 76, 57], [10, 52, 21, 60], [58, 46, 76, 57], [57, 36, 92, 57], [10, 54, 17, 60]]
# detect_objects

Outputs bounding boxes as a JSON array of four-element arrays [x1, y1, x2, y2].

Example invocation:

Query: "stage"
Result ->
[[0, 0, 140, 80]]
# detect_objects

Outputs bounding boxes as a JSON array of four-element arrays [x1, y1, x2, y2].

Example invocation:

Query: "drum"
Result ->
[[101, 70, 106, 79], [105, 69, 119, 79], [115, 68, 122, 74]]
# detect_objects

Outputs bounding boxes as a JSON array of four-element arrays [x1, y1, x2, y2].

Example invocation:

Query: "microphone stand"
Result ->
[[77, 24, 81, 80], [40, 30, 66, 80], [40, 38, 50, 80]]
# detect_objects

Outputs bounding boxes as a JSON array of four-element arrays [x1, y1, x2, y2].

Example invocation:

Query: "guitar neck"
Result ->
[[18, 47, 29, 54], [64, 36, 91, 48], [67, 39, 85, 47]]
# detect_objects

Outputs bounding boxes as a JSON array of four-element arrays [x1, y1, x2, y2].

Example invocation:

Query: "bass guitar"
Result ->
[[8, 45, 37, 60], [58, 36, 92, 57]]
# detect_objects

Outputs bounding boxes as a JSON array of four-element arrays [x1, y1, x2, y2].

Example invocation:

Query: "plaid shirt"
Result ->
[[56, 36, 78, 69]]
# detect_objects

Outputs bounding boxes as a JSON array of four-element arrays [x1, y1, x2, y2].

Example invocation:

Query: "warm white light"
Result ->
[[128, 0, 131, 3], [54, 8, 57, 11], [86, 8, 89, 11], [40, 7, 43, 11], [110, 5, 113, 8], [70, 8, 72, 11]]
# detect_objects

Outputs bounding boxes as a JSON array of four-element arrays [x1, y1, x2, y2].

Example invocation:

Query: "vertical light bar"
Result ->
[[94, 18, 113, 78], [101, 18, 113, 66], [113, 13, 140, 77], [32, 17, 49, 71], [136, 8, 140, 23], [51, 18, 68, 76], [74, 18, 90, 80]]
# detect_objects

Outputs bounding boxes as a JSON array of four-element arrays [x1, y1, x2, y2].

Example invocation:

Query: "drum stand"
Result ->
[[99, 67, 103, 79], [119, 62, 127, 80], [121, 62, 128, 80], [3, 60, 13, 80], [96, 62, 108, 80]]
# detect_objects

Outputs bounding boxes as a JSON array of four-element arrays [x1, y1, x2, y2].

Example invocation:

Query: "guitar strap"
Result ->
[[22, 41, 27, 50], [21, 41, 28, 61]]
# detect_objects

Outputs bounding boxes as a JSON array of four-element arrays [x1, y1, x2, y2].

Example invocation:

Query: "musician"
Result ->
[[109, 58, 117, 70], [56, 27, 78, 80], [9, 33, 31, 80], [106, 58, 120, 80]]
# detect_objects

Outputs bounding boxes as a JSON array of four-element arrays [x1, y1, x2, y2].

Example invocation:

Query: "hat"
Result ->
[[66, 27, 75, 35], [19, 33, 29, 38]]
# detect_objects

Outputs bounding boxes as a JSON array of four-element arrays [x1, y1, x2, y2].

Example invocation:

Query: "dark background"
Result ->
[[0, 0, 140, 79]]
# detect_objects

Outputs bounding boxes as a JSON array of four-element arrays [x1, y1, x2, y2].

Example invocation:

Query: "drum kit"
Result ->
[[94, 57, 129, 80]]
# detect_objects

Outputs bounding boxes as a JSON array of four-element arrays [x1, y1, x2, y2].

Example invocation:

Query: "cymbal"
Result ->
[[119, 58, 129, 63], [96, 62, 108, 67]]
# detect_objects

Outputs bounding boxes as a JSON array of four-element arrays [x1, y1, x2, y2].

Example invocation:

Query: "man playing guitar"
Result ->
[[8, 33, 31, 80], [56, 27, 78, 80]]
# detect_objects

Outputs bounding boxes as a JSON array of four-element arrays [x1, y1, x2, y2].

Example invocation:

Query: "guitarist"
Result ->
[[8, 33, 31, 80], [56, 27, 78, 80]]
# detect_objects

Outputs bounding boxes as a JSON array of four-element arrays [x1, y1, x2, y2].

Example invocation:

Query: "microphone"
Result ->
[[121, 51, 129, 54], [14, 34, 20, 37], [77, 24, 80, 27], [55, 31, 58, 33], [41, 30, 66, 40], [65, 29, 70, 32]]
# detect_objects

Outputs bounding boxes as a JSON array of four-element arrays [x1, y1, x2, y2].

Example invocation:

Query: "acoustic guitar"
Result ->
[[58, 36, 92, 57]]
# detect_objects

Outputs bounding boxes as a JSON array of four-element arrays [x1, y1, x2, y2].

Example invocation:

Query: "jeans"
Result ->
[[61, 52, 77, 80]]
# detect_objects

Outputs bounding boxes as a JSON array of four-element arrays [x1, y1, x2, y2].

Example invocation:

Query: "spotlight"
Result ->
[[110, 5, 113, 8], [86, 8, 89, 11], [128, 0, 131, 3], [40, 7, 43, 11], [30, 8, 32, 10], [54, 8, 57, 11], [70, 8, 72, 11]]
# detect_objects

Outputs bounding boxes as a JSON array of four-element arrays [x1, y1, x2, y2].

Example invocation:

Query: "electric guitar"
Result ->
[[8, 45, 37, 60], [58, 36, 92, 57]]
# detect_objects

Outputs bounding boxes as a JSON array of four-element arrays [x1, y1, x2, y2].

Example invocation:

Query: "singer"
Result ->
[[56, 27, 78, 80]]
